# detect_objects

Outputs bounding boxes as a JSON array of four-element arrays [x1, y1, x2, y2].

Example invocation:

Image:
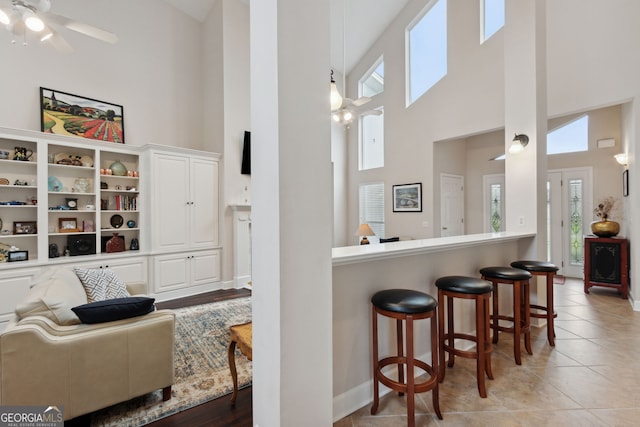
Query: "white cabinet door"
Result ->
[[151, 151, 219, 252], [153, 253, 190, 292], [152, 154, 190, 251], [70, 256, 148, 284], [191, 250, 220, 286], [190, 158, 219, 248], [152, 249, 220, 294]]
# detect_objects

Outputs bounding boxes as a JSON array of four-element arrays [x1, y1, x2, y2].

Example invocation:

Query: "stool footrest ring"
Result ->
[[375, 356, 438, 394], [442, 332, 492, 360]]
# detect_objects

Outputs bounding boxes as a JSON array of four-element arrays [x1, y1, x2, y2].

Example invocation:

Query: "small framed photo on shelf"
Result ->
[[82, 220, 95, 232], [13, 221, 37, 234], [8, 250, 28, 262], [392, 183, 422, 212], [59, 218, 80, 233]]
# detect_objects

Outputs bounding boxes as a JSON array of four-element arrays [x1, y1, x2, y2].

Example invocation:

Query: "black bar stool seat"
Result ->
[[511, 260, 559, 346], [480, 266, 532, 365], [435, 276, 493, 397], [371, 289, 442, 426]]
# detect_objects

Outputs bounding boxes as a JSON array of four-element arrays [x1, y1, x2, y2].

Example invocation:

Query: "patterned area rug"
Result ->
[[91, 297, 253, 426]]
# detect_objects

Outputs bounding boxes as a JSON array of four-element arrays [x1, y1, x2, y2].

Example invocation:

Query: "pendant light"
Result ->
[[330, 69, 343, 111]]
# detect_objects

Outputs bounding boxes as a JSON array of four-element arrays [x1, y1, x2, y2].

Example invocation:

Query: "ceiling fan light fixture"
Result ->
[[330, 70, 343, 111], [23, 11, 44, 32]]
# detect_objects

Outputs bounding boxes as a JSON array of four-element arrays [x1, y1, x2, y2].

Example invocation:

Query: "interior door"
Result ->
[[547, 168, 592, 278], [440, 173, 464, 237]]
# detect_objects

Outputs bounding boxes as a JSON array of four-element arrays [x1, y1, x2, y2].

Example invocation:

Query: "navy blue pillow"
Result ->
[[72, 297, 155, 324]]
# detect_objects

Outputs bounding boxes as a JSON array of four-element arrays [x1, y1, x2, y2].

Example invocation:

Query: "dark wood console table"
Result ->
[[584, 236, 629, 299]]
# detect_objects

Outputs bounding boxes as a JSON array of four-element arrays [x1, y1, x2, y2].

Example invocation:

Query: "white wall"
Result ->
[[343, 0, 640, 295], [0, 0, 204, 149], [202, 0, 252, 284]]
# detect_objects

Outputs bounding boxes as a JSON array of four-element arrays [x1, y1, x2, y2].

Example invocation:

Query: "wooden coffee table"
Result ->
[[228, 322, 252, 405]]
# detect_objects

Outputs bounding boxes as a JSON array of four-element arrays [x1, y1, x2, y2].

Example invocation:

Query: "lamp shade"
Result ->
[[330, 81, 343, 111], [355, 223, 375, 237], [509, 133, 529, 154]]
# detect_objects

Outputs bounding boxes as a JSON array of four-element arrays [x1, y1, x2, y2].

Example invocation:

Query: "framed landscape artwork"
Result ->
[[393, 183, 422, 212], [40, 87, 125, 144]]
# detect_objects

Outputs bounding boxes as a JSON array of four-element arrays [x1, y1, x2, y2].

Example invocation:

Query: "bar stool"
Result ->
[[371, 289, 442, 426], [435, 276, 494, 398], [511, 261, 559, 346], [479, 266, 532, 365]]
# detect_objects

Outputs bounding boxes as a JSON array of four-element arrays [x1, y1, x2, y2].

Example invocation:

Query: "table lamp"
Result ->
[[355, 223, 375, 245]]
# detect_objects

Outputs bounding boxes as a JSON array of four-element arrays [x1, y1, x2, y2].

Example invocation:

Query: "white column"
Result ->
[[250, 1, 333, 426], [504, 0, 548, 261]]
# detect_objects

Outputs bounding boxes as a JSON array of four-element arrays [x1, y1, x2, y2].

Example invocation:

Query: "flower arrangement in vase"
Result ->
[[591, 196, 620, 237]]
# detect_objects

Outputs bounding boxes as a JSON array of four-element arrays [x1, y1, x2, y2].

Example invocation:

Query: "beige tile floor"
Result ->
[[334, 277, 640, 426]]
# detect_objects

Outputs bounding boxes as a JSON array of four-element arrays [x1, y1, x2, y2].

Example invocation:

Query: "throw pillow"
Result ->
[[15, 267, 87, 325], [72, 296, 156, 324], [73, 268, 131, 302]]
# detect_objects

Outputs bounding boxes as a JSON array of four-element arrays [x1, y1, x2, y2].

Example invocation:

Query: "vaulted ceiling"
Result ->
[[163, 0, 410, 75]]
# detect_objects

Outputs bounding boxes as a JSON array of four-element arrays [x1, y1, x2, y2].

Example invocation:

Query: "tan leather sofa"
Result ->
[[0, 267, 175, 420]]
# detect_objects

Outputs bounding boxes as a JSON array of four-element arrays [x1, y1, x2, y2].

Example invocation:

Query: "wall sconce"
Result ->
[[614, 153, 628, 166], [508, 133, 529, 154], [355, 223, 375, 245]]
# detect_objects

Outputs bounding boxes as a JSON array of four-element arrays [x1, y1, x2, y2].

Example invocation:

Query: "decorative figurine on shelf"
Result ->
[[130, 238, 139, 251], [106, 233, 125, 253], [109, 160, 128, 176]]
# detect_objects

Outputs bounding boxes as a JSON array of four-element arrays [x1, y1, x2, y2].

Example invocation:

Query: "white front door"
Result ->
[[547, 168, 592, 278], [440, 173, 464, 237]]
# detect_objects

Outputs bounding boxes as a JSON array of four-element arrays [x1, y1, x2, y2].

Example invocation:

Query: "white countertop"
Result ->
[[332, 232, 536, 266]]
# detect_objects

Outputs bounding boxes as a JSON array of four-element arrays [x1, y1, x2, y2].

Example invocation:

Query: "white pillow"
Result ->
[[15, 267, 88, 325], [73, 268, 130, 303]]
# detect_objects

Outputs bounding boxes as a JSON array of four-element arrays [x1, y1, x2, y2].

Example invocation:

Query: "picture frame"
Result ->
[[13, 221, 37, 235], [59, 218, 80, 233], [623, 169, 629, 197], [7, 250, 28, 262], [393, 183, 422, 212], [40, 87, 125, 144]]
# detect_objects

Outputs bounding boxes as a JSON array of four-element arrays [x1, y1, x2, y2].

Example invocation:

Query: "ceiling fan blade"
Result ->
[[43, 12, 118, 44], [351, 96, 371, 107], [360, 109, 382, 116], [43, 29, 73, 53]]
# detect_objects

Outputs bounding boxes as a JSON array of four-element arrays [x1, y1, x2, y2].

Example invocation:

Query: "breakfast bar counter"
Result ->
[[331, 232, 535, 421]]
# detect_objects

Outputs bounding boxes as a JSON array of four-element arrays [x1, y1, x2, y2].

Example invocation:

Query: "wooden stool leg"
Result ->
[[406, 315, 415, 427], [228, 340, 239, 405], [446, 296, 455, 368], [523, 280, 532, 355], [371, 306, 380, 414], [475, 295, 487, 398], [513, 281, 522, 365], [483, 295, 494, 380], [547, 273, 556, 346], [490, 279, 499, 344], [437, 289, 446, 383], [431, 311, 443, 420], [397, 318, 405, 396]]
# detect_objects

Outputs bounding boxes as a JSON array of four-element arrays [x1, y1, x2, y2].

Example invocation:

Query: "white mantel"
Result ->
[[230, 204, 251, 288]]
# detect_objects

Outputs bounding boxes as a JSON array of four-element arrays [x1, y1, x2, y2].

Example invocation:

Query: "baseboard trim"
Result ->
[[332, 350, 431, 422]]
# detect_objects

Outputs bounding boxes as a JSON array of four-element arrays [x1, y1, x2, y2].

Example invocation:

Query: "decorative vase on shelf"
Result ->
[[130, 238, 139, 251], [106, 233, 125, 253], [590, 219, 620, 238], [109, 160, 128, 176]]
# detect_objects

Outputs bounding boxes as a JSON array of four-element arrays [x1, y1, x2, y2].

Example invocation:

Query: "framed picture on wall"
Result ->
[[623, 169, 629, 197], [393, 183, 422, 212], [40, 87, 125, 144]]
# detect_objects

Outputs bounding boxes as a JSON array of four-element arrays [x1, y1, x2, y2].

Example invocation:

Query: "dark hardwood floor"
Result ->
[[66, 288, 253, 427]]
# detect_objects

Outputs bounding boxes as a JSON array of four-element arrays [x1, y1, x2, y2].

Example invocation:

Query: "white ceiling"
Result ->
[[163, 0, 410, 75]]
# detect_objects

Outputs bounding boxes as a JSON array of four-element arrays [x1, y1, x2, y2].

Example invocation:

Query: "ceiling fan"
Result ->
[[0, 0, 118, 53]]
